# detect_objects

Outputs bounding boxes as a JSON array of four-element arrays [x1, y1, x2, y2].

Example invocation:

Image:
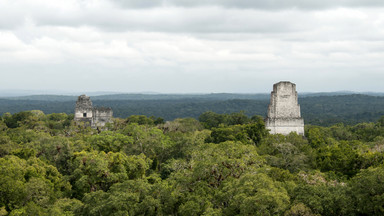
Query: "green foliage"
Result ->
[[315, 142, 360, 177], [0, 118, 7, 131], [163, 128, 209, 164], [0, 155, 70, 213], [48, 198, 83, 216], [292, 173, 352, 215], [208, 125, 249, 144], [69, 151, 151, 199], [378, 116, 384, 127], [306, 127, 327, 148], [258, 133, 312, 172], [161, 118, 203, 133], [186, 141, 264, 186], [161, 142, 267, 214], [266, 142, 309, 172], [205, 115, 268, 145], [125, 115, 155, 125], [350, 166, 384, 215], [1, 110, 384, 215], [45, 113, 72, 133], [198, 111, 228, 129], [81, 179, 160, 216], [120, 123, 174, 170], [350, 122, 382, 142], [3, 111, 36, 129], [220, 173, 290, 215], [89, 131, 133, 153], [244, 116, 269, 145], [198, 111, 250, 129], [284, 203, 319, 216]]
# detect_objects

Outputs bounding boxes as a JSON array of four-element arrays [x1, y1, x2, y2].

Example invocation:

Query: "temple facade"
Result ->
[[265, 81, 304, 135], [74, 95, 113, 129]]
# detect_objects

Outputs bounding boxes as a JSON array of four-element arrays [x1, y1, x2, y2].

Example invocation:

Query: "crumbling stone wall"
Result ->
[[74, 95, 93, 126], [265, 81, 304, 135], [92, 107, 113, 128], [74, 95, 113, 128]]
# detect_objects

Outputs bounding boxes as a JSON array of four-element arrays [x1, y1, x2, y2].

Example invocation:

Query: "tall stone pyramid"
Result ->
[[265, 81, 304, 135]]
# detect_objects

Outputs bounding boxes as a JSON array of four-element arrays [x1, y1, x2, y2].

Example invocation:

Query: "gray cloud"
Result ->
[[1, 1, 382, 36], [1, 0, 384, 93], [112, 0, 384, 9], [32, 7, 308, 34]]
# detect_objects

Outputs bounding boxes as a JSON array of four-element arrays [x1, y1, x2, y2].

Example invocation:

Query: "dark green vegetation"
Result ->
[[1, 93, 384, 126], [1, 110, 384, 215]]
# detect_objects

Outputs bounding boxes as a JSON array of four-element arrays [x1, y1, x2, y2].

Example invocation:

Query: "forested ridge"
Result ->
[[1, 94, 384, 126], [1, 110, 384, 215]]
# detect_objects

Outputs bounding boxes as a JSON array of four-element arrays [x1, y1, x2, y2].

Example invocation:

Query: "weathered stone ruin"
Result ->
[[74, 95, 113, 128], [265, 81, 304, 135]]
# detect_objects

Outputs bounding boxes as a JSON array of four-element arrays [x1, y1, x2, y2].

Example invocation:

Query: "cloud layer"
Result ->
[[112, 0, 384, 9], [0, 0, 384, 93]]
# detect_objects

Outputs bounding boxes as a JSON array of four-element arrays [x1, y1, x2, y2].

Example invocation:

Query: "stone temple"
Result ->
[[265, 81, 304, 135], [74, 95, 113, 129]]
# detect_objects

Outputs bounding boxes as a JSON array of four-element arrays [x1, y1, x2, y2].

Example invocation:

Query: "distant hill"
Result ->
[[3, 91, 384, 101], [0, 93, 384, 126], [2, 95, 78, 101], [1, 93, 270, 101], [0, 90, 123, 97]]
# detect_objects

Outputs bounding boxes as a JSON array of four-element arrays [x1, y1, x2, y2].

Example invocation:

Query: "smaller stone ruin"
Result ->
[[74, 95, 113, 128], [265, 81, 304, 135]]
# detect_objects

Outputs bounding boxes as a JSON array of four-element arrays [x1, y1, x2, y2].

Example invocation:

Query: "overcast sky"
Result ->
[[1, 0, 384, 93]]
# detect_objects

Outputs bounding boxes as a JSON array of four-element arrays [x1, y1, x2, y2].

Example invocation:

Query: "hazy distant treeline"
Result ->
[[1, 94, 384, 126]]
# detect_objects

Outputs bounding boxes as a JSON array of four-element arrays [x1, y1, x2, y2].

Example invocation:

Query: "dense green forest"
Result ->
[[1, 94, 384, 126], [1, 110, 384, 215]]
